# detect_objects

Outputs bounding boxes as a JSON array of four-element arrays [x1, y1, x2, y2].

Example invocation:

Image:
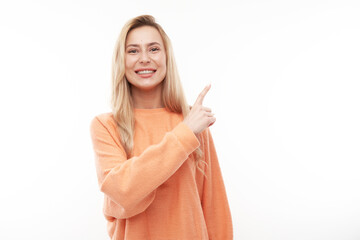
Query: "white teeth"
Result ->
[[137, 70, 155, 74]]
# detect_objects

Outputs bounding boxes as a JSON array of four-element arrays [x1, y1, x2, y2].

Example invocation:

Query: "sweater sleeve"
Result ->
[[89, 116, 200, 219], [201, 128, 233, 240]]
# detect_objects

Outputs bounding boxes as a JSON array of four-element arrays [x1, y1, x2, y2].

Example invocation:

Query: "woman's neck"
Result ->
[[131, 85, 164, 109]]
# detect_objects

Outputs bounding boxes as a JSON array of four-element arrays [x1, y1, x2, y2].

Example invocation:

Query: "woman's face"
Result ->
[[124, 26, 166, 93]]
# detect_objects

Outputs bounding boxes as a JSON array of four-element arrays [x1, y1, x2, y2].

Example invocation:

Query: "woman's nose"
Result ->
[[139, 51, 150, 63]]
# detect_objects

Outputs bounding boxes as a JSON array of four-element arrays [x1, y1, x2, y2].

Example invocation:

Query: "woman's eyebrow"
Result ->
[[126, 42, 161, 48]]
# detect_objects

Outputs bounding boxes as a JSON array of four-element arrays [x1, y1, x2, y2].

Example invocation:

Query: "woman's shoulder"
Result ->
[[90, 112, 117, 132], [93, 112, 114, 122]]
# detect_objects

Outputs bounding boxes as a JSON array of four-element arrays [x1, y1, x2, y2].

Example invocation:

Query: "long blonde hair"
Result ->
[[110, 15, 207, 177]]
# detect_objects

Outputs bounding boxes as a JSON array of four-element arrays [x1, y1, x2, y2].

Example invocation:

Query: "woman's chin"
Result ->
[[131, 82, 163, 92]]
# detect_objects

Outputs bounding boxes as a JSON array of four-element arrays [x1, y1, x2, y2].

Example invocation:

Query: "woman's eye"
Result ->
[[150, 47, 159, 52], [128, 49, 137, 53]]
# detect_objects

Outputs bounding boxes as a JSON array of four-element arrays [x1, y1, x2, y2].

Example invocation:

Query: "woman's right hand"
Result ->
[[183, 84, 216, 134]]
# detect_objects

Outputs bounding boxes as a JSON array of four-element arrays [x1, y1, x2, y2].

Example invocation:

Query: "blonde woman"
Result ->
[[89, 15, 233, 240]]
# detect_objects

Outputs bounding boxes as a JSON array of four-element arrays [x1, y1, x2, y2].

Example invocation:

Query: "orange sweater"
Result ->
[[89, 108, 233, 240]]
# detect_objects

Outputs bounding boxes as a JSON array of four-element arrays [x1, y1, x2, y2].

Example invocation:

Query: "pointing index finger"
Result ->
[[195, 84, 211, 106]]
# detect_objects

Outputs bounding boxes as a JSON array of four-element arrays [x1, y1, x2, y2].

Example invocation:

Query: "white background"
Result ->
[[0, 0, 359, 239]]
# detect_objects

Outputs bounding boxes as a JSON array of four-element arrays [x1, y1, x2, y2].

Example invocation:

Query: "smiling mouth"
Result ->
[[135, 70, 157, 75]]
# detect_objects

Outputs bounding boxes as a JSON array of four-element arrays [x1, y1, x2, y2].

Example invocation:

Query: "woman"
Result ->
[[90, 15, 233, 240]]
